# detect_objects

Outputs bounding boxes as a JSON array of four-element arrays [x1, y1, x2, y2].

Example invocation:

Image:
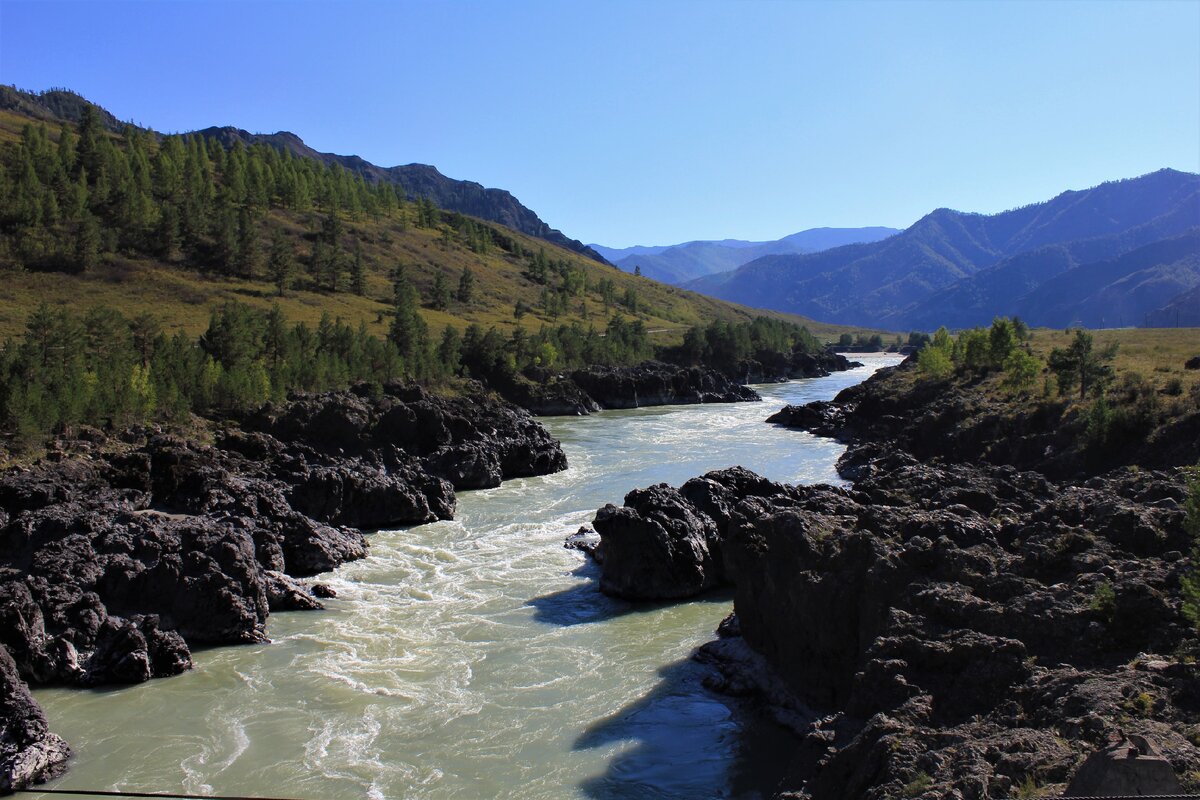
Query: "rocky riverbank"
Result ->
[[0, 382, 566, 790], [586, 360, 1200, 798], [507, 352, 858, 416], [768, 356, 1200, 478]]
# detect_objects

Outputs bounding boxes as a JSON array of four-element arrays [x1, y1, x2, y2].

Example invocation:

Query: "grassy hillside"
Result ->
[[0, 105, 878, 346], [903, 323, 1200, 475], [0, 204, 876, 344]]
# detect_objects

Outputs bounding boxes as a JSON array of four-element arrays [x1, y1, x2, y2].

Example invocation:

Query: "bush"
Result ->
[[918, 344, 953, 378], [1002, 349, 1042, 394]]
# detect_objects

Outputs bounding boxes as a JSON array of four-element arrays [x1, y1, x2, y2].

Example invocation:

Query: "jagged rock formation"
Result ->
[[588, 356, 1200, 797], [0, 382, 566, 789], [0, 645, 69, 792], [509, 354, 857, 416], [589, 458, 1200, 798]]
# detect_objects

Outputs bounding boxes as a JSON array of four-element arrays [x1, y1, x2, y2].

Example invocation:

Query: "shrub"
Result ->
[[918, 344, 953, 378], [1002, 349, 1042, 394]]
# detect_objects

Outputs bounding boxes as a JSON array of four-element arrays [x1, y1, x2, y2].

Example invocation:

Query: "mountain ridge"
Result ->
[[687, 169, 1200, 329], [591, 226, 899, 285], [0, 85, 607, 264]]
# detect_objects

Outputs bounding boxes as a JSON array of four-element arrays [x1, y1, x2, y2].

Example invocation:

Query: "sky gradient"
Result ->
[[2, 0, 1198, 247]]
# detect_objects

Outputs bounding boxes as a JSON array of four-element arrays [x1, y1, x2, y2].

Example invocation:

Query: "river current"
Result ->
[[33, 355, 900, 800]]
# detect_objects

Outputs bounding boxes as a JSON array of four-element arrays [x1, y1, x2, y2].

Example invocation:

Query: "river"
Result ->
[[32, 355, 900, 800]]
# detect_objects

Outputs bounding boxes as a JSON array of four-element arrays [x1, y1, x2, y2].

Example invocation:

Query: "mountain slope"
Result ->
[[0, 85, 606, 264], [593, 227, 899, 285], [194, 126, 608, 264], [1015, 229, 1200, 328], [0, 93, 881, 347], [893, 194, 1200, 329], [1144, 284, 1200, 328], [688, 170, 1200, 328]]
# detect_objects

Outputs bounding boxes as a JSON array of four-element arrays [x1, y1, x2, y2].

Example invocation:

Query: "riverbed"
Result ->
[[33, 355, 900, 800]]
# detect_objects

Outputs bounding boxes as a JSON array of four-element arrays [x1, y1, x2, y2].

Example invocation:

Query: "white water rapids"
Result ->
[[31, 355, 900, 800]]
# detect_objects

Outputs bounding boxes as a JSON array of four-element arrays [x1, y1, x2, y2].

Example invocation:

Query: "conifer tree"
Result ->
[[457, 266, 475, 305], [349, 241, 367, 296], [267, 230, 295, 296], [429, 272, 451, 310], [389, 272, 428, 375], [235, 206, 260, 277]]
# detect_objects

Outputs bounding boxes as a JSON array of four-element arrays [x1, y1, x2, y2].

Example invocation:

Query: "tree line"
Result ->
[[0, 104, 411, 276]]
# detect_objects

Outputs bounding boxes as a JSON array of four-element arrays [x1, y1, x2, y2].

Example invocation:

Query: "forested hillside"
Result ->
[[0, 96, 873, 442], [0, 85, 606, 262]]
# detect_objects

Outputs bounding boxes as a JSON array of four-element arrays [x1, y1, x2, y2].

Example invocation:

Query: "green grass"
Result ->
[[1029, 327, 1200, 397], [0, 203, 883, 346], [0, 101, 888, 346]]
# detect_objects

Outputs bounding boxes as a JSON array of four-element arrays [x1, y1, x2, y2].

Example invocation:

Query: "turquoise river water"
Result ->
[[31, 355, 899, 800]]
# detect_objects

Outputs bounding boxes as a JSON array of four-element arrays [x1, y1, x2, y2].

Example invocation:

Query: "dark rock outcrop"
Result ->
[[570, 361, 761, 411], [1063, 734, 1185, 796], [0, 645, 69, 792], [737, 350, 861, 384], [0, 381, 568, 789], [505, 361, 762, 416], [588, 459, 1200, 798], [771, 355, 1200, 477], [510, 353, 863, 417]]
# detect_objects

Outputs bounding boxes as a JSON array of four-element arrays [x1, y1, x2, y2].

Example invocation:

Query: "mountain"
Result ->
[[0, 86, 607, 264], [1144, 284, 1200, 328], [895, 199, 1200, 330], [194, 126, 608, 264], [0, 88, 881, 349], [687, 170, 1200, 329], [590, 227, 899, 285]]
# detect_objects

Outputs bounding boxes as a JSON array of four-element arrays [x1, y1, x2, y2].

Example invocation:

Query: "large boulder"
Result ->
[[593, 484, 723, 599], [0, 645, 70, 792]]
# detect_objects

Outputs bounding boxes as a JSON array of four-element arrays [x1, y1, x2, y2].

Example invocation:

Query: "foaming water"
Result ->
[[32, 355, 900, 800]]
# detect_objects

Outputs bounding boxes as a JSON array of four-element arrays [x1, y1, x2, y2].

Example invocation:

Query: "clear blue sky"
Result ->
[[2, 0, 1198, 247]]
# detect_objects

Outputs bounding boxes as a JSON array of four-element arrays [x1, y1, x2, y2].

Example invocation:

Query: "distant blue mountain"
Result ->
[[685, 169, 1200, 330], [588, 227, 899, 285]]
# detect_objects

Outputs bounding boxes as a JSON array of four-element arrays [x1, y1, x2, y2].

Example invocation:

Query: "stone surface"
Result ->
[[590, 458, 1200, 798], [0, 381, 570, 790], [1064, 735, 1185, 796], [0, 645, 70, 792]]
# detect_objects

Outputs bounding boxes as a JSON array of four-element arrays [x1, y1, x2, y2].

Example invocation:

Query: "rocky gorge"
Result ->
[[0, 356, 850, 793], [588, 358, 1200, 797], [0, 382, 567, 790]]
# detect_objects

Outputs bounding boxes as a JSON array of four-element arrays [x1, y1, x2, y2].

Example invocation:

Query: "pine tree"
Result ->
[[438, 324, 462, 376], [429, 272, 451, 310], [457, 266, 475, 305], [267, 230, 295, 296], [349, 241, 367, 296], [211, 202, 238, 274], [389, 273, 428, 376], [235, 206, 260, 277], [73, 213, 102, 273], [156, 201, 180, 260]]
